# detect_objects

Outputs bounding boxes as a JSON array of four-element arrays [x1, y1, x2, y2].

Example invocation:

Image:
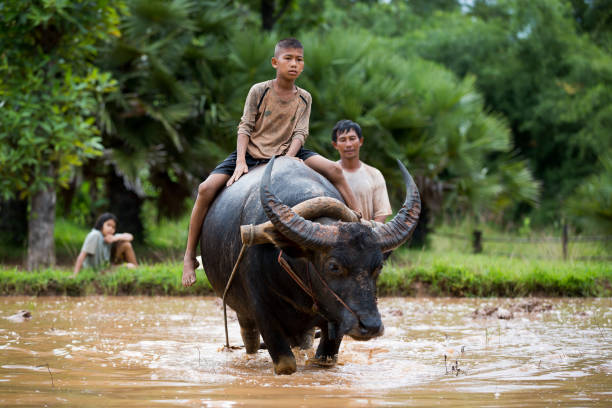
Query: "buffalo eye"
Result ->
[[326, 259, 342, 275]]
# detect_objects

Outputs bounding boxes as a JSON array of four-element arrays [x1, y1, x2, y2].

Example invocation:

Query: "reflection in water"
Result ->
[[0, 296, 610, 406]]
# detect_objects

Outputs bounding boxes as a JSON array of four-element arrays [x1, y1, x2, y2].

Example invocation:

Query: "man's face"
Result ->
[[333, 129, 363, 160], [271, 47, 304, 81]]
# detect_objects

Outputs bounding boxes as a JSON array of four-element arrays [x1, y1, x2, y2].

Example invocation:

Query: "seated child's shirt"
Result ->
[[238, 80, 311, 159], [341, 162, 392, 221], [81, 229, 111, 269]]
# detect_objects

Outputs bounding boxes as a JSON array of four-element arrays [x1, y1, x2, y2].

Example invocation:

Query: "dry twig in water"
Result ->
[[37, 363, 54, 387]]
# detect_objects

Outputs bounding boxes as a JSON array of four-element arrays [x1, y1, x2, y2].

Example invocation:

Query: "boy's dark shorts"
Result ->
[[210, 148, 318, 176]]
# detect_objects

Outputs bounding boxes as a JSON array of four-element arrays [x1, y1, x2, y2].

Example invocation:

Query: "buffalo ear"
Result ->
[[382, 250, 393, 262]]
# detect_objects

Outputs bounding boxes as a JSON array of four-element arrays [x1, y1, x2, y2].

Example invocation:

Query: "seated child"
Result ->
[[182, 38, 359, 286], [72, 212, 138, 276]]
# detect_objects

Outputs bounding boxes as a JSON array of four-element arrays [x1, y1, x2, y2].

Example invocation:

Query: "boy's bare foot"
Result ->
[[182, 256, 199, 287]]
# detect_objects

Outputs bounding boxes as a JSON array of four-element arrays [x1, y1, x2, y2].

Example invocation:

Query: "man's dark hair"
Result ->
[[332, 119, 362, 142], [274, 38, 303, 57], [94, 213, 118, 231]]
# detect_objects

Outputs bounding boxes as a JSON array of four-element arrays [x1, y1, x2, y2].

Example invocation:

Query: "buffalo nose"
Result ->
[[359, 316, 384, 337]]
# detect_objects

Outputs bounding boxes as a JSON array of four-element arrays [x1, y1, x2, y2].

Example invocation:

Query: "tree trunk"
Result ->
[[60, 173, 79, 217], [107, 169, 144, 243], [410, 200, 430, 248], [0, 198, 28, 246], [261, 0, 275, 31], [27, 171, 56, 270], [260, 0, 292, 31], [151, 170, 190, 221]]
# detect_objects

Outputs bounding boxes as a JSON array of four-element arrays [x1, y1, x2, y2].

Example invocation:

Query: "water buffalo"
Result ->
[[200, 156, 420, 374]]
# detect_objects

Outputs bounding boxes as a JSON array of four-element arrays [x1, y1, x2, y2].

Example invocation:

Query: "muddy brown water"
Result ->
[[1, 296, 610, 407]]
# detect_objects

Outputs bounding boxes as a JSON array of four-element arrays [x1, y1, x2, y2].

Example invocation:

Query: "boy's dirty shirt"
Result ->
[[238, 80, 311, 159]]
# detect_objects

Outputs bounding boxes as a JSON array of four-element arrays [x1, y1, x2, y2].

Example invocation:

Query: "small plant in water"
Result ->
[[444, 353, 466, 376]]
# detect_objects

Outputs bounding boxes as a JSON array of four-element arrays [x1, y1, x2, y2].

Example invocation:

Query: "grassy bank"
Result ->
[[1, 250, 610, 297], [0, 263, 212, 296], [382, 250, 612, 297]]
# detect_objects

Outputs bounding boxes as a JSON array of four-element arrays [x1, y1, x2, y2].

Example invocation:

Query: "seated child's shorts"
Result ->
[[211, 148, 318, 176]]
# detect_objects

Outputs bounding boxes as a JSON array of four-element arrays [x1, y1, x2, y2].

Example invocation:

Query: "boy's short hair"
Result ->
[[94, 213, 118, 231], [332, 119, 363, 142], [274, 38, 303, 57]]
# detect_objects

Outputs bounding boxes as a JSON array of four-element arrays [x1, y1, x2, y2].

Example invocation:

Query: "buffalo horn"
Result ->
[[374, 160, 421, 252], [260, 157, 339, 250], [241, 196, 359, 246]]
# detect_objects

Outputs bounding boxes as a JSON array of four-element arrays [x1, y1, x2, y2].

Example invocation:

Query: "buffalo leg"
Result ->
[[313, 323, 342, 367], [237, 314, 260, 354], [256, 317, 296, 375], [297, 327, 315, 350]]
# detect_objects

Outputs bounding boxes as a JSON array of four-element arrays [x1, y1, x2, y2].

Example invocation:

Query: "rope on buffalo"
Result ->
[[278, 251, 359, 322], [221, 228, 358, 350], [222, 243, 248, 350]]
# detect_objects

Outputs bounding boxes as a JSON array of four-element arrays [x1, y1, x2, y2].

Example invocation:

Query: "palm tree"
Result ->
[[94, 0, 248, 234]]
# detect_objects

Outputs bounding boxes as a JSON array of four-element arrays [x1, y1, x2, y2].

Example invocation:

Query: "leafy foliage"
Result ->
[[93, 1, 539, 231], [298, 29, 538, 218], [98, 0, 256, 217], [401, 0, 612, 223], [0, 0, 124, 199], [3, 0, 610, 258]]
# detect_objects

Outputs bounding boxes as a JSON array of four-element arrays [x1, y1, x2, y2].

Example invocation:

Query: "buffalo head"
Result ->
[[259, 157, 421, 341]]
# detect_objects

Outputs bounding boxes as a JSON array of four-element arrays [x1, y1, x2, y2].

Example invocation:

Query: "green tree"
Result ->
[[0, 0, 124, 269], [97, 0, 250, 227], [404, 0, 612, 226]]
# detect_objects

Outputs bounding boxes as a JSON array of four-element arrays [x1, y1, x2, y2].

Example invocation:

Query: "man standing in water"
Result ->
[[331, 119, 392, 223]]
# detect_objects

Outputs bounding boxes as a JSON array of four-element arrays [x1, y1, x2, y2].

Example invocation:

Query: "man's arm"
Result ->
[[227, 133, 250, 186], [372, 167, 393, 223]]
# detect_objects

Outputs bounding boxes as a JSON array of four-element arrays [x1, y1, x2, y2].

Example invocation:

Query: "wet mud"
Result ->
[[1, 296, 611, 406]]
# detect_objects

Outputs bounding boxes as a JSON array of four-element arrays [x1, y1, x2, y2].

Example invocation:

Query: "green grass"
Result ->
[[144, 212, 189, 251], [1, 250, 610, 297], [1, 217, 610, 297], [0, 216, 188, 265], [0, 263, 213, 296], [381, 249, 612, 297], [55, 218, 91, 259]]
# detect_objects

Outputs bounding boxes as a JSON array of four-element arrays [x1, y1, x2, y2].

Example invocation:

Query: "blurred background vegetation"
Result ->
[[1, 0, 611, 268]]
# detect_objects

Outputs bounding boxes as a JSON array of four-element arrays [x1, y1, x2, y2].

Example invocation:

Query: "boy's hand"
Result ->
[[227, 161, 248, 186], [118, 232, 133, 242]]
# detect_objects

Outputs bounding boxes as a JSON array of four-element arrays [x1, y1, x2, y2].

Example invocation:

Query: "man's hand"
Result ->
[[227, 160, 248, 186]]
